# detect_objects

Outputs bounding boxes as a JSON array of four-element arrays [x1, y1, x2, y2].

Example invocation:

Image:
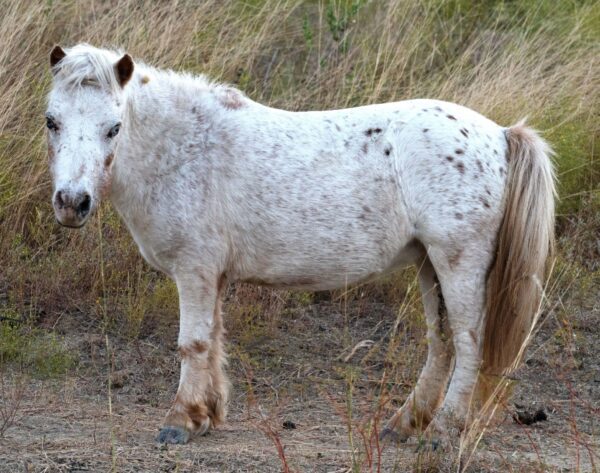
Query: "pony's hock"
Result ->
[[46, 44, 555, 447]]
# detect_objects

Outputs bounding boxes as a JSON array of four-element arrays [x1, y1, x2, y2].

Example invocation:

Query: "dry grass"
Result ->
[[1, 0, 598, 322], [0, 0, 599, 471], [0, 373, 26, 438]]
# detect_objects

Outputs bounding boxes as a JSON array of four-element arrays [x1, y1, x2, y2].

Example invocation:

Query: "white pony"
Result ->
[[46, 44, 555, 447]]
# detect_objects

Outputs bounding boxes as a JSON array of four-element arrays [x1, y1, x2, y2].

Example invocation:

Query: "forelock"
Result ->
[[51, 44, 124, 94]]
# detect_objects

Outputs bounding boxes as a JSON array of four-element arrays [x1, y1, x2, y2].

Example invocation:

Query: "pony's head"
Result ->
[[46, 44, 134, 228]]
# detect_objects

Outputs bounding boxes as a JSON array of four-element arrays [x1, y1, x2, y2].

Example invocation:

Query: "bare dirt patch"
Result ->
[[0, 293, 598, 472]]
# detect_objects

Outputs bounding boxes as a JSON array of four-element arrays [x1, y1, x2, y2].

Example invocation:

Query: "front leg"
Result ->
[[157, 272, 229, 444]]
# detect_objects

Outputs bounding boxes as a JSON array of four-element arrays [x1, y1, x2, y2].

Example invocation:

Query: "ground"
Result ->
[[0, 287, 598, 472]]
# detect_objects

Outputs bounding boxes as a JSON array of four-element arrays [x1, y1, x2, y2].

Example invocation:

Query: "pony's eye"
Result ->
[[107, 123, 121, 139], [46, 117, 58, 131]]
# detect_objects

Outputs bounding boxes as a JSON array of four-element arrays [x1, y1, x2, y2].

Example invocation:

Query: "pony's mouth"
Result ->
[[54, 206, 93, 229], [55, 217, 87, 229]]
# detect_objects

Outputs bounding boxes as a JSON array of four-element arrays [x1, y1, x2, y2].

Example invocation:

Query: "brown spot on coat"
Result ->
[[361, 142, 368, 154], [219, 88, 245, 110], [455, 149, 464, 155], [447, 114, 457, 120], [449, 248, 463, 267], [476, 159, 484, 173], [185, 402, 209, 429], [99, 172, 113, 199], [384, 147, 391, 156], [460, 128, 469, 137], [178, 340, 209, 358], [446, 156, 454, 162], [455, 161, 465, 174], [47, 143, 55, 163], [455, 212, 464, 220], [104, 153, 114, 168], [480, 196, 491, 209], [364, 127, 382, 137]]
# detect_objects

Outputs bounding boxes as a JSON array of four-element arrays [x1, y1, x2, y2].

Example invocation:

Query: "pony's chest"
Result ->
[[128, 221, 173, 274], [113, 197, 178, 275]]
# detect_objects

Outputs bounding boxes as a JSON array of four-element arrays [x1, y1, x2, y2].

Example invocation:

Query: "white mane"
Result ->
[[51, 43, 126, 93], [52, 43, 220, 96]]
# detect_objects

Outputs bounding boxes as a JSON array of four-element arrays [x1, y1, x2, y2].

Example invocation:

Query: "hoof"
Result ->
[[157, 426, 190, 444], [379, 426, 407, 444]]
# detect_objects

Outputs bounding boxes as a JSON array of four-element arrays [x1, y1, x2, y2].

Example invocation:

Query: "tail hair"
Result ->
[[481, 121, 556, 381]]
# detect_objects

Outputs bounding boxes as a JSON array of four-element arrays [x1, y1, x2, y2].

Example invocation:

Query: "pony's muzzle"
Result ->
[[53, 189, 92, 228]]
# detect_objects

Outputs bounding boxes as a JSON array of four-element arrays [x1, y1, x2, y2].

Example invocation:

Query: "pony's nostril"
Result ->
[[55, 190, 65, 208], [77, 193, 92, 216]]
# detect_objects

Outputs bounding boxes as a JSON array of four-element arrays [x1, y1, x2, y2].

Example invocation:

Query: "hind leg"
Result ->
[[421, 245, 490, 449], [381, 256, 453, 442]]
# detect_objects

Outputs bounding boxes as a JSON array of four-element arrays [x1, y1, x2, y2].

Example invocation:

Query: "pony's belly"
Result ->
[[240, 273, 376, 291], [236, 238, 421, 291], [240, 270, 377, 291]]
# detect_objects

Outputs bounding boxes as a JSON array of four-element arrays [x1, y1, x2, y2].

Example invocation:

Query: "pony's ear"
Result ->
[[115, 54, 134, 88], [50, 45, 66, 69]]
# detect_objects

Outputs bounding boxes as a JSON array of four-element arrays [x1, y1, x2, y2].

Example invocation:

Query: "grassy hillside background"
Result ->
[[0, 1, 598, 471]]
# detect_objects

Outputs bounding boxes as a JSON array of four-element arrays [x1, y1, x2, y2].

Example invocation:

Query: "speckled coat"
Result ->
[[46, 44, 555, 448]]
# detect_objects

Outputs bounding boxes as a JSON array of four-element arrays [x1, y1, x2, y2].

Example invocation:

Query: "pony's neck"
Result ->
[[110, 65, 221, 208]]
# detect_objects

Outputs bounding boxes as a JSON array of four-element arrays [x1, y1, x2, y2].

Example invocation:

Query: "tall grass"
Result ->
[[0, 0, 598, 332]]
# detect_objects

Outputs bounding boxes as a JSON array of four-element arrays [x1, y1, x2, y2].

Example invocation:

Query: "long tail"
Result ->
[[481, 121, 556, 382]]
